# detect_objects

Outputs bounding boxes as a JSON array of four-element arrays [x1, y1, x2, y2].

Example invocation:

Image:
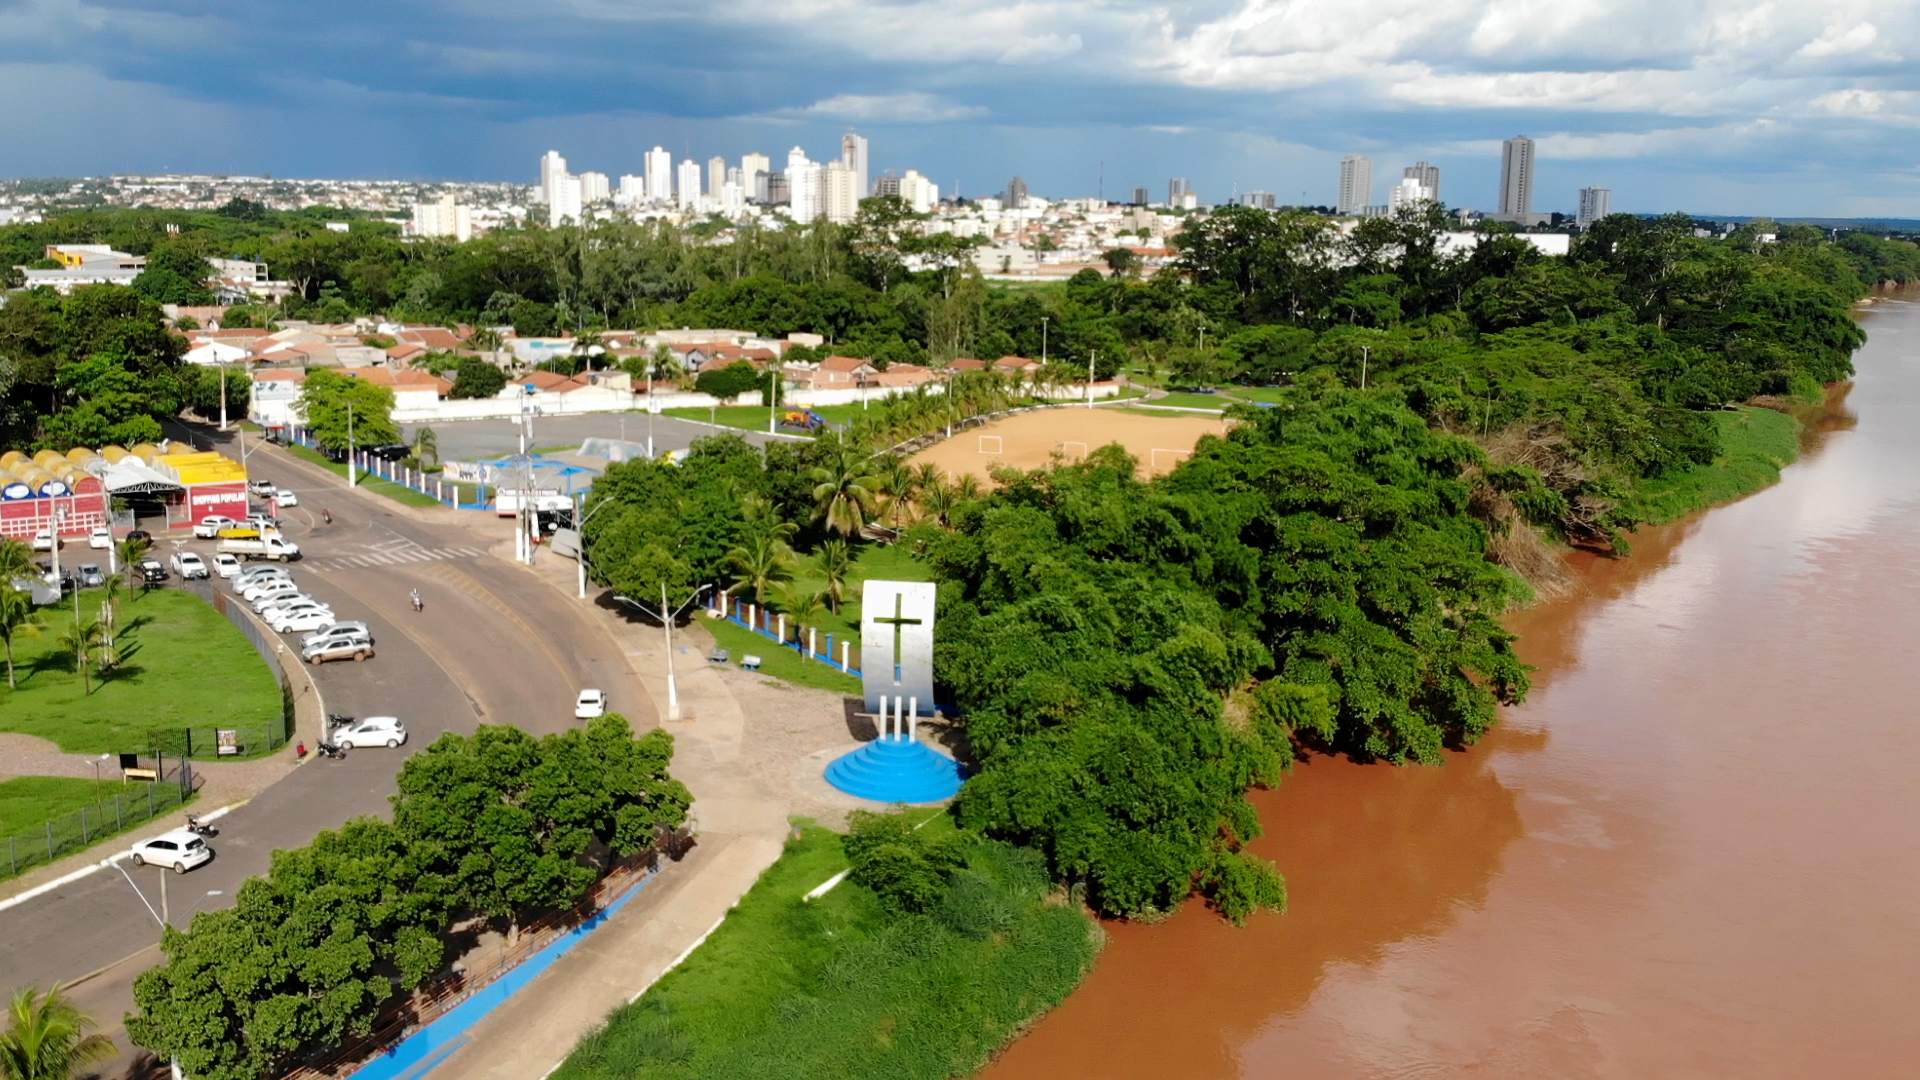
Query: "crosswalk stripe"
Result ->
[[308, 544, 490, 572]]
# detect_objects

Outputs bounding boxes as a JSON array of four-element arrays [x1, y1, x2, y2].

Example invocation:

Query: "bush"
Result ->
[[694, 361, 761, 402], [449, 356, 507, 399]]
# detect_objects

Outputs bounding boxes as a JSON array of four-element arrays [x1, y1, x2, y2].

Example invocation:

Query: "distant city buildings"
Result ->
[[1497, 136, 1541, 225], [548, 175, 582, 227], [539, 150, 567, 206], [1578, 186, 1612, 229], [1404, 161, 1440, 203], [1132, 187, 1150, 207], [646, 147, 672, 203], [411, 194, 472, 242], [678, 159, 702, 208], [1337, 155, 1372, 216], [579, 172, 610, 204], [1236, 191, 1276, 210], [1007, 177, 1028, 210], [1168, 178, 1196, 210], [841, 133, 869, 199], [1388, 175, 1436, 213], [16, 245, 144, 293]]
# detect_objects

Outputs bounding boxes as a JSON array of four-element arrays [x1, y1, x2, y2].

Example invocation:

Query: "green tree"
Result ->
[[0, 588, 41, 690], [808, 446, 880, 537], [725, 529, 796, 606], [0, 985, 116, 1080], [693, 361, 759, 401], [297, 368, 398, 451], [413, 425, 439, 466], [449, 356, 507, 400], [814, 538, 853, 613], [54, 619, 104, 694], [844, 809, 967, 914]]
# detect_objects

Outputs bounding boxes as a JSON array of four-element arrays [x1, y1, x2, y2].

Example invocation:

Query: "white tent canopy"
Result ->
[[99, 457, 183, 495], [184, 341, 251, 366]]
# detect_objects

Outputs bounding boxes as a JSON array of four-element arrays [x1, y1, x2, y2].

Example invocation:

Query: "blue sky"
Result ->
[[0, 0, 1915, 216]]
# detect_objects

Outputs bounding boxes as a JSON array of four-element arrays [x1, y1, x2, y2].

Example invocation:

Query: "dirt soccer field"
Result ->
[[911, 407, 1231, 483]]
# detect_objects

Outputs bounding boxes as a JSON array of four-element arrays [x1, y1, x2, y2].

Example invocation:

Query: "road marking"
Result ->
[[309, 545, 487, 573], [0, 802, 244, 915]]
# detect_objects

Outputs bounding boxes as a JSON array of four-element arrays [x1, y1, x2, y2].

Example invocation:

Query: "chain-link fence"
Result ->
[[178, 579, 295, 759], [1, 773, 192, 881]]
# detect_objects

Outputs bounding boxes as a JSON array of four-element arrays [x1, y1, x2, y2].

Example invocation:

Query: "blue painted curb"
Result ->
[[345, 871, 656, 1080]]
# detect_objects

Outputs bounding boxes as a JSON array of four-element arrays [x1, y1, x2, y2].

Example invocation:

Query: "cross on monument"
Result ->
[[873, 593, 923, 684]]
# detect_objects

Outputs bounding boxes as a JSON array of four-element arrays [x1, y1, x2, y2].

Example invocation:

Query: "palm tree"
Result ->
[[55, 620, 105, 695], [0, 590, 40, 690], [726, 531, 796, 606], [0, 985, 114, 1080], [952, 474, 984, 502], [911, 462, 944, 497], [814, 539, 854, 613], [468, 326, 505, 370], [116, 536, 151, 580], [770, 581, 829, 626], [808, 449, 881, 538], [0, 538, 30, 581], [571, 329, 605, 373], [97, 576, 124, 654], [413, 425, 440, 467], [874, 456, 917, 526], [920, 482, 958, 529]]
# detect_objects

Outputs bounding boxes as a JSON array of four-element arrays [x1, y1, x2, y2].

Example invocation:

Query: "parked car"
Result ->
[[30, 529, 55, 552], [192, 515, 240, 539], [260, 598, 330, 621], [77, 563, 105, 588], [233, 565, 289, 589], [367, 443, 411, 462], [125, 528, 151, 543], [334, 715, 406, 749], [245, 514, 279, 532], [42, 567, 76, 594], [248, 478, 277, 496], [212, 553, 242, 579], [171, 552, 210, 580], [88, 526, 111, 549], [302, 621, 372, 648], [251, 588, 309, 614], [270, 607, 338, 633], [136, 561, 168, 585], [303, 636, 373, 665], [321, 446, 349, 463], [129, 830, 212, 874], [273, 488, 299, 507], [574, 688, 607, 719], [242, 577, 299, 602]]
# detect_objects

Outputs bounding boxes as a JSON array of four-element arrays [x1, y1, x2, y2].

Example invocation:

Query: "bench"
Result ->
[[740, 654, 762, 671], [119, 753, 157, 782], [708, 648, 730, 665]]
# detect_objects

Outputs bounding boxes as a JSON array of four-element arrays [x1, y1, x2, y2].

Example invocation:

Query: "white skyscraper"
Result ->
[[1404, 161, 1441, 203], [786, 147, 821, 223], [1499, 136, 1536, 220], [1337, 155, 1372, 216], [1388, 175, 1436, 213], [539, 150, 567, 205], [822, 161, 860, 224], [720, 181, 745, 213], [411, 194, 472, 242], [741, 153, 770, 203], [579, 171, 610, 204], [708, 156, 727, 199], [841, 132, 869, 199], [899, 170, 939, 213], [617, 174, 644, 203], [645, 147, 673, 203], [548, 175, 583, 228], [1578, 186, 1612, 230], [678, 158, 703, 207]]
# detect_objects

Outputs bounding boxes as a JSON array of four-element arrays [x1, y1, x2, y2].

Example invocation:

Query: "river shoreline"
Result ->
[[977, 296, 1917, 1079]]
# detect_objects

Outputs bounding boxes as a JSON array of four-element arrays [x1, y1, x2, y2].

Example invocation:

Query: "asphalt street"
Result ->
[[404, 410, 791, 465], [0, 424, 650, 1061]]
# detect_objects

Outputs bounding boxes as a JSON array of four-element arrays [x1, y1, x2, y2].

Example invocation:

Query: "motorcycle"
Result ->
[[184, 814, 219, 838], [322, 509, 332, 524], [325, 712, 355, 730], [317, 741, 347, 760], [410, 589, 423, 613]]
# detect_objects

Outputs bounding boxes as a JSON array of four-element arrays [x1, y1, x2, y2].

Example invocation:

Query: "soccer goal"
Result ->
[[1058, 441, 1088, 461], [1149, 448, 1192, 471], [978, 435, 1004, 455]]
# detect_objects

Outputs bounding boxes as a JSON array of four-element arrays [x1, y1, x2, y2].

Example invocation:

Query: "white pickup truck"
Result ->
[[216, 528, 302, 562]]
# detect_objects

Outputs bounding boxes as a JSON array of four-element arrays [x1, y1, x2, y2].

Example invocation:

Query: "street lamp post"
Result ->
[[1041, 316, 1049, 366], [346, 401, 357, 489], [218, 362, 228, 432], [92, 754, 109, 805], [645, 356, 657, 460], [654, 583, 712, 721], [1087, 350, 1097, 408], [1360, 345, 1370, 391]]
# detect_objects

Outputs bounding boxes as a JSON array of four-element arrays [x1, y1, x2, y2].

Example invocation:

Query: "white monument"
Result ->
[[861, 580, 936, 715]]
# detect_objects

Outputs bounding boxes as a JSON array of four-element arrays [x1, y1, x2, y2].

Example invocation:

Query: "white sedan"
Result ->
[[30, 529, 55, 552], [269, 607, 337, 633], [170, 552, 210, 580], [212, 553, 242, 579], [575, 689, 607, 719], [334, 716, 407, 749], [89, 527, 111, 549], [129, 830, 212, 874], [273, 488, 299, 507]]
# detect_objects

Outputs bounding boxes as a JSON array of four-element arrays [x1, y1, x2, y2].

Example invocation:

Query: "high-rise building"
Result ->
[[786, 148, 821, 222], [720, 181, 746, 213], [411, 194, 472, 242], [1008, 176, 1029, 210], [645, 147, 673, 203], [841, 132, 869, 199], [1236, 191, 1276, 210], [1132, 187, 1150, 206], [765, 172, 790, 206], [822, 161, 860, 224], [539, 150, 567, 205], [1499, 136, 1535, 219], [617, 174, 644, 203], [1337, 155, 1372, 215], [708, 156, 727, 199], [1388, 176, 1436, 213], [876, 169, 939, 213], [579, 171, 610, 204], [1404, 161, 1441, 203], [741, 153, 770, 203], [1577, 186, 1612, 229], [548, 176, 583, 228], [1168, 177, 1192, 206], [678, 159, 703, 207]]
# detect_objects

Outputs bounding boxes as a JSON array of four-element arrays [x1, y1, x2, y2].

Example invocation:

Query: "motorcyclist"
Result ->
[[322, 508, 332, 524], [410, 588, 423, 612]]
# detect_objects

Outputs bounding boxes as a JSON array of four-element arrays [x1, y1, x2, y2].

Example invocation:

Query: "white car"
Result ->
[[233, 566, 289, 588], [256, 592, 320, 616], [270, 607, 337, 633], [170, 552, 210, 580], [129, 829, 212, 874], [334, 716, 407, 749], [303, 621, 372, 648], [193, 515, 240, 539], [248, 478, 276, 496], [242, 578, 299, 602], [212, 553, 242, 578], [88, 527, 111, 549], [30, 529, 54, 552], [575, 689, 607, 719], [249, 587, 304, 612], [273, 488, 299, 507]]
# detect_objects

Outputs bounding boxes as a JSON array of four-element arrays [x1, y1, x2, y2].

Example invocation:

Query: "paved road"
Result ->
[[405, 411, 792, 465], [0, 424, 650, 1065]]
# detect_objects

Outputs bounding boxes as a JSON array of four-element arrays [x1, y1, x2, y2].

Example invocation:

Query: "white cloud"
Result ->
[[795, 92, 987, 123], [1796, 21, 1879, 60], [999, 32, 1082, 65]]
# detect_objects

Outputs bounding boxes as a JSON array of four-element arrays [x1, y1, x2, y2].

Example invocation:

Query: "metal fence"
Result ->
[[288, 427, 493, 510], [1, 773, 191, 881], [177, 580, 295, 759], [718, 596, 864, 678]]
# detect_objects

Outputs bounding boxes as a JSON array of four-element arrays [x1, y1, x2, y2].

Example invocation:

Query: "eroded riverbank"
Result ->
[[982, 298, 1920, 1078]]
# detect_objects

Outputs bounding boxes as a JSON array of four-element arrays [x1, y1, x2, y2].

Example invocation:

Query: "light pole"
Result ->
[[659, 582, 713, 720], [50, 506, 65, 590], [1087, 350, 1097, 408], [1360, 345, 1370, 391], [218, 362, 229, 432], [1041, 316, 1048, 366], [572, 494, 618, 601], [346, 401, 357, 489], [766, 361, 781, 435], [1198, 324, 1207, 353], [92, 753, 109, 805], [645, 356, 657, 460]]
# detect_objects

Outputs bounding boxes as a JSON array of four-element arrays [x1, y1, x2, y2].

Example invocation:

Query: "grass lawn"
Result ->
[[661, 404, 872, 434], [1148, 391, 1232, 411], [0, 776, 112, 835], [0, 587, 284, 755], [284, 444, 467, 509], [701, 616, 862, 696], [555, 818, 1101, 1080], [0, 775, 196, 881], [1628, 406, 1801, 525]]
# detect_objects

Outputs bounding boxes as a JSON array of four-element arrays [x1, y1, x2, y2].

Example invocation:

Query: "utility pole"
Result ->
[[1087, 350, 1096, 408], [663, 582, 678, 719], [646, 355, 657, 460], [1361, 345, 1370, 390], [218, 362, 228, 432], [346, 401, 357, 488], [1041, 316, 1048, 366]]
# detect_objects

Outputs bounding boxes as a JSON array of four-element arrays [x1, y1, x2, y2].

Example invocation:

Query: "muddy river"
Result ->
[[982, 296, 1920, 1079]]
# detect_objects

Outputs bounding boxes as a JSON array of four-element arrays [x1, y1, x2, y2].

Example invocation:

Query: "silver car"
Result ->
[[302, 621, 373, 648], [303, 636, 373, 665]]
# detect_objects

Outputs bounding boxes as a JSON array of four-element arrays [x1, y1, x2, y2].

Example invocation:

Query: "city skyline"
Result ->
[[0, 2, 1909, 217]]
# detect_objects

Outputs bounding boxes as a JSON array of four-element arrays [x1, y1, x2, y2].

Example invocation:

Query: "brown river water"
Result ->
[[982, 296, 1920, 1079]]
